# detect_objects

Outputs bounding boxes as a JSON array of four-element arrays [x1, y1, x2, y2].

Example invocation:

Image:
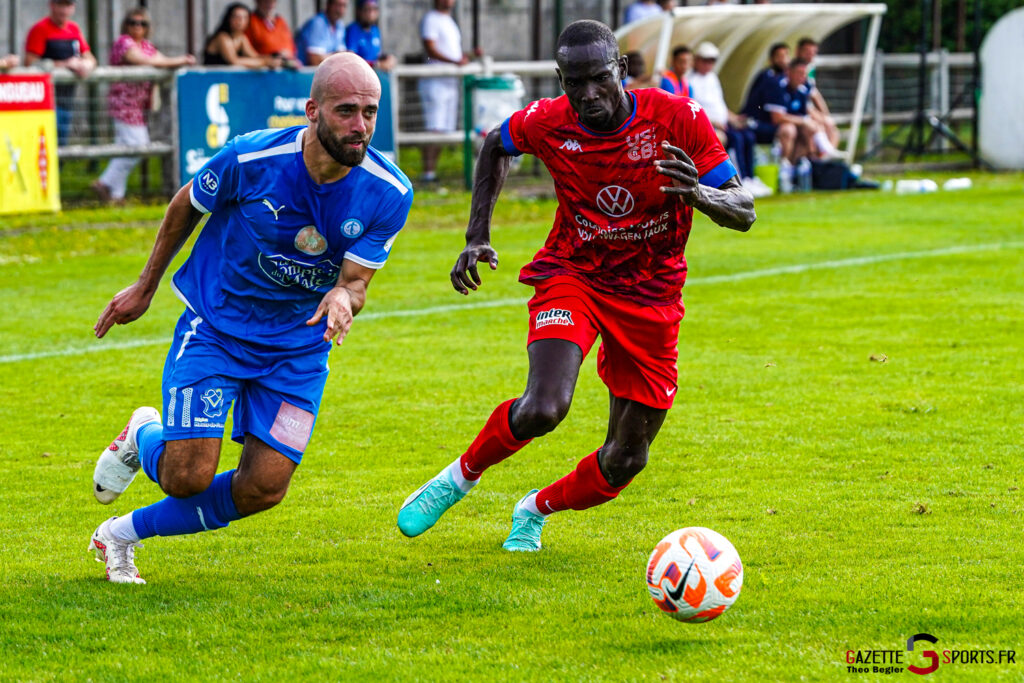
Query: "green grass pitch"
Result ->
[[0, 175, 1022, 680]]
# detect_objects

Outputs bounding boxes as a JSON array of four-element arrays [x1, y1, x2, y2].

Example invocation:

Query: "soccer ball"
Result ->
[[646, 526, 743, 622]]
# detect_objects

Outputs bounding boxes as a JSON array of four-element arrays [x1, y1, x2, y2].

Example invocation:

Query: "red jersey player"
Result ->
[[398, 20, 756, 551]]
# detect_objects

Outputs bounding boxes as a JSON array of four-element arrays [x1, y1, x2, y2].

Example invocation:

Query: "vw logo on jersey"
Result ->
[[198, 169, 219, 195], [294, 226, 327, 256], [596, 185, 635, 217], [341, 218, 364, 238]]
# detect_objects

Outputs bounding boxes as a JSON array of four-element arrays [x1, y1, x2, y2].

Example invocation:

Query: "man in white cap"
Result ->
[[688, 42, 770, 197]]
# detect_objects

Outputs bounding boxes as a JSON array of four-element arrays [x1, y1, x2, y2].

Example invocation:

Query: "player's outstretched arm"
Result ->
[[655, 142, 756, 233], [451, 127, 511, 295], [306, 259, 375, 345], [94, 182, 205, 338]]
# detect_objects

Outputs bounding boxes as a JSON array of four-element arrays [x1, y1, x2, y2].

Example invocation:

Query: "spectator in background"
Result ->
[[345, 0, 396, 70], [295, 0, 348, 66], [742, 42, 788, 145], [659, 0, 678, 11], [246, 0, 299, 68], [204, 3, 282, 68], [624, 0, 662, 24], [419, 0, 473, 183], [763, 58, 828, 177], [0, 55, 18, 70], [92, 7, 195, 204], [624, 51, 658, 90], [688, 42, 770, 197], [24, 0, 97, 144], [659, 45, 692, 97], [795, 37, 840, 153]]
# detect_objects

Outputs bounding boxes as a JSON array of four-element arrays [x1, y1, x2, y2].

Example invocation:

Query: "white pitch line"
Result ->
[[2, 241, 1020, 365]]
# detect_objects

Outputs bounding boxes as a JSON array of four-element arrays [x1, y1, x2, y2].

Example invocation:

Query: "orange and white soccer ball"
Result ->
[[646, 527, 743, 622]]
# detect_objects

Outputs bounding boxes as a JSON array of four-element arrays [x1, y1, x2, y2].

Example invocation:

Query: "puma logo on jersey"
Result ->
[[559, 138, 583, 152], [262, 198, 285, 220], [688, 100, 702, 119]]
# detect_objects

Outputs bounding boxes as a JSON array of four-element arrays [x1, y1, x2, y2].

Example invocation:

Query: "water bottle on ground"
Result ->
[[778, 158, 794, 194], [796, 158, 812, 192]]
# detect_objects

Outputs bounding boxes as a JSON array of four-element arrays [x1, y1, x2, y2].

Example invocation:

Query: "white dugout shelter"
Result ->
[[615, 3, 887, 163]]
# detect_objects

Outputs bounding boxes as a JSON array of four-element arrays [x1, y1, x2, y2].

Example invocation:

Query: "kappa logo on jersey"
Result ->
[[341, 218, 364, 238], [294, 226, 327, 256], [198, 169, 219, 195], [262, 199, 285, 220], [688, 100, 702, 119], [596, 185, 635, 217], [627, 127, 657, 160], [258, 253, 340, 290], [200, 388, 225, 419], [559, 138, 583, 152], [524, 101, 540, 118], [535, 308, 574, 328]]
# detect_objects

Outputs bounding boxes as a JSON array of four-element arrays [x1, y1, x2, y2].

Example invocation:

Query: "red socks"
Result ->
[[459, 398, 532, 481], [535, 450, 629, 514]]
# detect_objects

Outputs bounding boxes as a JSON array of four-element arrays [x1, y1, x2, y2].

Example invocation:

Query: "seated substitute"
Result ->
[[762, 58, 833, 165], [88, 54, 413, 584], [742, 42, 789, 145]]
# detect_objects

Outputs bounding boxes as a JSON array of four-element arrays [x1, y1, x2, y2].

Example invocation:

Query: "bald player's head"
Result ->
[[311, 52, 380, 104], [307, 53, 381, 168]]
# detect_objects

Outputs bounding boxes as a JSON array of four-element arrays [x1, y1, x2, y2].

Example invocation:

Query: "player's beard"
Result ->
[[317, 118, 368, 167]]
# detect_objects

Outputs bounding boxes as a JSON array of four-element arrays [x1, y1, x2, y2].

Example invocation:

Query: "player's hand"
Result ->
[[656, 141, 701, 207], [451, 242, 498, 295], [307, 286, 354, 345], [94, 282, 154, 338]]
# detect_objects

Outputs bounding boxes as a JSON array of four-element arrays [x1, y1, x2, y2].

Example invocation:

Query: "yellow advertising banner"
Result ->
[[0, 74, 61, 215]]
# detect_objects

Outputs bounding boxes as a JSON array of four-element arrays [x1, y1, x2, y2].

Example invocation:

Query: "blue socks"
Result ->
[[131, 470, 241, 540], [137, 422, 165, 485]]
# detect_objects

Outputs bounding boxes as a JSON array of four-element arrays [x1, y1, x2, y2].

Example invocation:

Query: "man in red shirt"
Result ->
[[245, 0, 299, 67], [24, 0, 96, 143], [398, 20, 755, 551]]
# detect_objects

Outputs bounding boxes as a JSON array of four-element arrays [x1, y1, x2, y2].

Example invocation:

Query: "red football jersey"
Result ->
[[500, 88, 735, 305]]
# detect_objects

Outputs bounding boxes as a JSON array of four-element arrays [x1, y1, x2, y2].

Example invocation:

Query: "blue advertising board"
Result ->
[[176, 68, 395, 186]]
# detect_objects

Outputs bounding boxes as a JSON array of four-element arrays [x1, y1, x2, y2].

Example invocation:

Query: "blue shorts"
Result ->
[[161, 311, 330, 464]]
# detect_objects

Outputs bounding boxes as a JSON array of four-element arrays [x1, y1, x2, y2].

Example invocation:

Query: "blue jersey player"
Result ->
[[88, 53, 412, 584]]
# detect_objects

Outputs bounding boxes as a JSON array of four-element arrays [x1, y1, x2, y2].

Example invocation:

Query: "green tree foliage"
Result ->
[[879, 0, 1024, 53]]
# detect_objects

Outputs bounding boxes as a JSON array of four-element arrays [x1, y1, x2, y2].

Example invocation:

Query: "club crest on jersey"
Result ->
[[341, 218, 364, 238], [688, 100, 702, 119], [627, 127, 657, 160], [535, 308, 574, 328], [559, 138, 583, 152], [294, 226, 327, 255], [198, 169, 219, 195], [596, 185, 635, 217], [200, 388, 225, 419]]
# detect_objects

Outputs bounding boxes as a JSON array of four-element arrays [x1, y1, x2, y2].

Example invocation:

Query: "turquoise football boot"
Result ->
[[502, 490, 547, 552], [397, 468, 466, 537]]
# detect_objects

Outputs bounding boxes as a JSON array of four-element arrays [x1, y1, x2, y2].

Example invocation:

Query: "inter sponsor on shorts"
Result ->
[[536, 308, 574, 328]]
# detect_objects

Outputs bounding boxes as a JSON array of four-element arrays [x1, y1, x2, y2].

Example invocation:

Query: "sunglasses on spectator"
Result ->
[[128, 19, 149, 27]]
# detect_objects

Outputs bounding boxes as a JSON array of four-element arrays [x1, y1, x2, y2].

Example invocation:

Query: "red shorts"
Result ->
[[527, 276, 685, 410]]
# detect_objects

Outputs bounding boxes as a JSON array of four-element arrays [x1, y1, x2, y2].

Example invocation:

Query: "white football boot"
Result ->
[[93, 407, 160, 504], [89, 517, 146, 584]]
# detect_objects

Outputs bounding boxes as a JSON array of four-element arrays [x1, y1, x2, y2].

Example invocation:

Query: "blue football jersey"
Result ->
[[176, 126, 413, 349], [763, 78, 811, 120]]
